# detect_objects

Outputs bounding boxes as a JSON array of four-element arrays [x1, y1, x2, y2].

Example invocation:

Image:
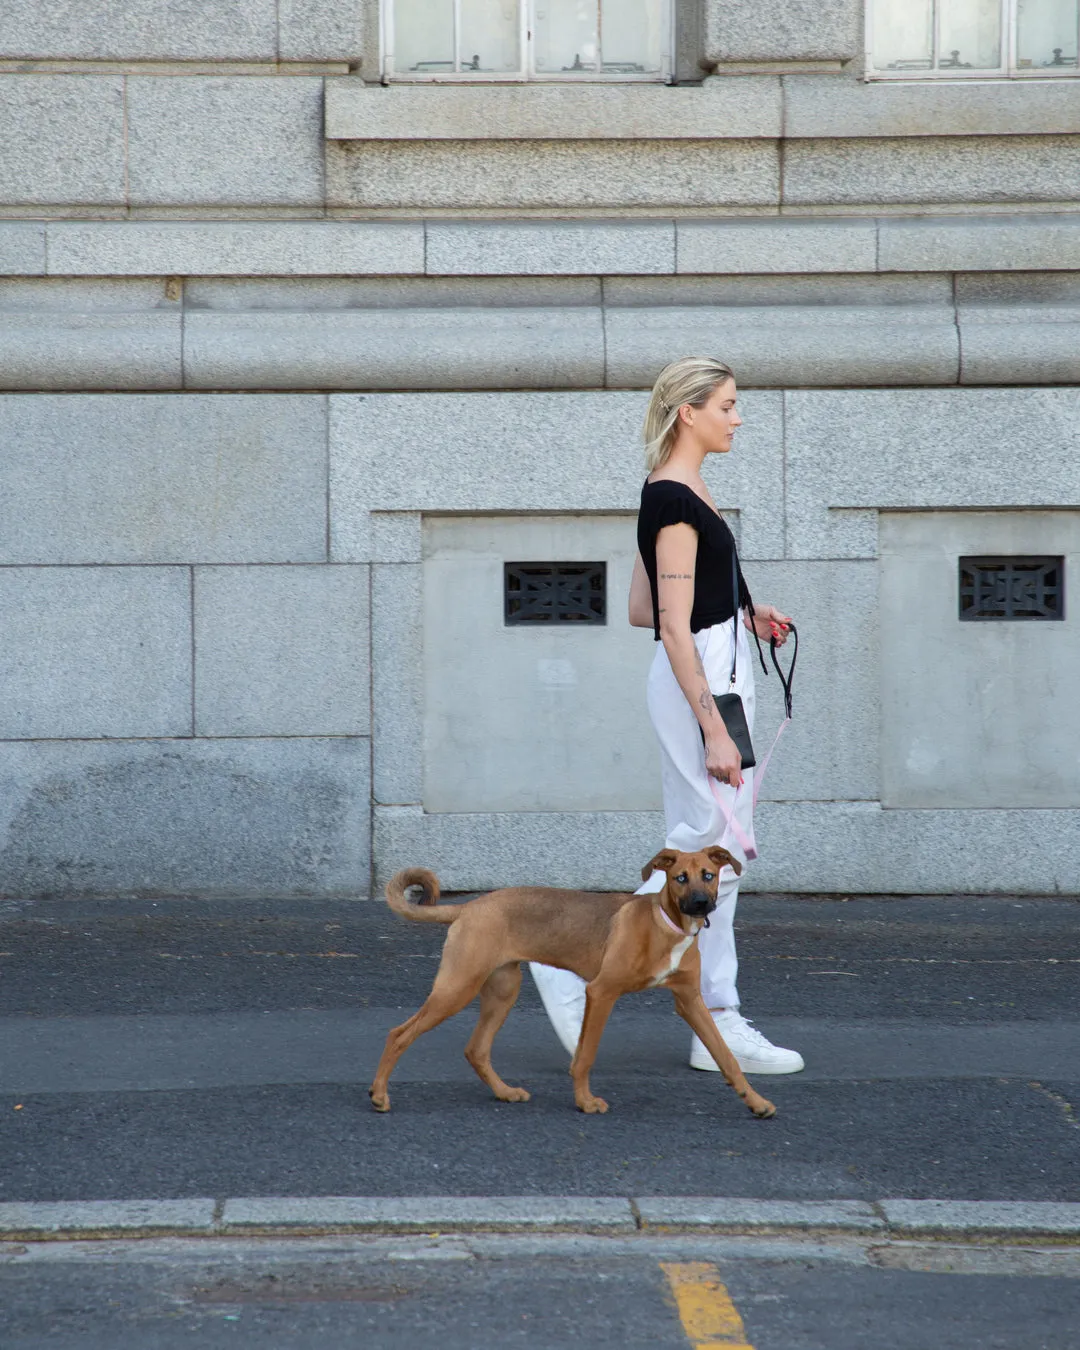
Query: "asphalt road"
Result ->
[[2, 1233, 1079, 1350], [1, 891, 1078, 1203]]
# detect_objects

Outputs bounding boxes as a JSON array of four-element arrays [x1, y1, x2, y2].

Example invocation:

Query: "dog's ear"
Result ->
[[642, 849, 679, 881], [705, 846, 742, 877]]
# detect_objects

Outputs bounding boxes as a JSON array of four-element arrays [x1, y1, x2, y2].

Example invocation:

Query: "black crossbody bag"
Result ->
[[703, 555, 798, 769]]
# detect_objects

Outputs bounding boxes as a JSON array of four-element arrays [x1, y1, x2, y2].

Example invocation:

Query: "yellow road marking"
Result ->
[[660, 1261, 755, 1350]]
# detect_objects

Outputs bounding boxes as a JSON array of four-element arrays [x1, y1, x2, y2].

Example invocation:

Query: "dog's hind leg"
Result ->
[[369, 952, 490, 1113], [464, 962, 531, 1104]]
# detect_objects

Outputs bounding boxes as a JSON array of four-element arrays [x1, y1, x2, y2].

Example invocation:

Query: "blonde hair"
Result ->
[[643, 357, 736, 472]]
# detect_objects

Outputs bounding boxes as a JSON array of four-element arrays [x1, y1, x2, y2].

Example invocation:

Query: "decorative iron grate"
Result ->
[[958, 556, 1065, 621], [504, 561, 606, 625]]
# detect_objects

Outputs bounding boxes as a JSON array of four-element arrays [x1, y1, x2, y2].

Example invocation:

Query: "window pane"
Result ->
[[871, 0, 934, 70], [599, 0, 664, 73], [460, 0, 521, 72], [534, 0, 600, 73], [938, 0, 1002, 69], [395, 0, 455, 72], [1017, 0, 1079, 67]]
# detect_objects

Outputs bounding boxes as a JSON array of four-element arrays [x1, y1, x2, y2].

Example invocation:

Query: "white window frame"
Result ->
[[866, 0, 1080, 78], [381, 0, 674, 82]]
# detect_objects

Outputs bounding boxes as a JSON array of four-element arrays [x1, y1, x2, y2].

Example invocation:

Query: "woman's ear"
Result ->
[[642, 849, 678, 881]]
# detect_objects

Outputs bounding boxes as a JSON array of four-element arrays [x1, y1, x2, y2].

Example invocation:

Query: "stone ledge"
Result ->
[[959, 306, 1080, 384], [374, 800, 1080, 894], [0, 302, 1077, 390], [784, 75, 1080, 139], [636, 1199, 885, 1232], [783, 136, 1080, 208], [879, 1200, 1080, 1238], [426, 220, 675, 275], [0, 1199, 216, 1236], [182, 306, 606, 389], [677, 218, 877, 273], [604, 304, 960, 388], [3, 1195, 1078, 1240], [879, 214, 1080, 272], [46, 221, 425, 277], [0, 214, 1065, 281], [222, 1196, 637, 1232], [324, 76, 783, 140], [0, 311, 181, 389]]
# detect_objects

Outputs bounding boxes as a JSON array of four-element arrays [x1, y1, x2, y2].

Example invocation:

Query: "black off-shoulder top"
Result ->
[[637, 479, 756, 646]]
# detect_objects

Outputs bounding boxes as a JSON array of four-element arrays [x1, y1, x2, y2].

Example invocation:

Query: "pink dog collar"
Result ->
[[656, 902, 685, 935]]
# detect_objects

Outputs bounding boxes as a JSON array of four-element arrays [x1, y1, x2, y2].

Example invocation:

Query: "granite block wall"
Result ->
[[0, 393, 371, 899], [0, 2, 1077, 897]]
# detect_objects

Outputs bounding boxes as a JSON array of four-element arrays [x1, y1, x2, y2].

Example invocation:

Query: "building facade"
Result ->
[[0, 1, 1078, 899]]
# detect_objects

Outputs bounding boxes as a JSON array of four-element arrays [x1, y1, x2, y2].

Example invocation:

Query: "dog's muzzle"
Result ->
[[679, 891, 716, 917]]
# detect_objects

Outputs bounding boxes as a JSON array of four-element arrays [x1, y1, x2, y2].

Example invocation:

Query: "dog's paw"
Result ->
[[751, 1097, 776, 1118], [576, 1095, 609, 1114], [368, 1088, 391, 1113], [496, 1087, 531, 1103]]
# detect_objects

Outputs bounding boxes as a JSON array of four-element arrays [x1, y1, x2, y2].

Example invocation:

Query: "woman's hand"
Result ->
[[704, 730, 744, 788], [749, 603, 792, 646]]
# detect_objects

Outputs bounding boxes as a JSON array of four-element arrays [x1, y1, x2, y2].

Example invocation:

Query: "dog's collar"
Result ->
[[656, 902, 686, 935]]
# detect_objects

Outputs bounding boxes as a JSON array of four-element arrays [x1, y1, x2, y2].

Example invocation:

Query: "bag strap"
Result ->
[[728, 548, 740, 689]]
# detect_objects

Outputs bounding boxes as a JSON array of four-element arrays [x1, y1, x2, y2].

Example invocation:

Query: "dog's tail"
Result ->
[[385, 867, 465, 925]]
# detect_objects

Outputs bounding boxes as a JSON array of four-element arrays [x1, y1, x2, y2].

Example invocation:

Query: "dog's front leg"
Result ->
[[570, 980, 620, 1114], [669, 977, 776, 1119]]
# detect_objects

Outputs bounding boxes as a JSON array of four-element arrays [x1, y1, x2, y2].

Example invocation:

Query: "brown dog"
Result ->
[[368, 848, 776, 1120]]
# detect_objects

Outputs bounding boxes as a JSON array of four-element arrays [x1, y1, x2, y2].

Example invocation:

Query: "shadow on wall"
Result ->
[[0, 740, 369, 900]]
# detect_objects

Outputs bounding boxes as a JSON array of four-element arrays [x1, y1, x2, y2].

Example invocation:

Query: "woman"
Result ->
[[530, 357, 804, 1075]]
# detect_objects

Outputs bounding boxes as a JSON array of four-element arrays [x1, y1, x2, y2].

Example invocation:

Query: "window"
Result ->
[[868, 0, 1079, 76], [382, 0, 672, 80]]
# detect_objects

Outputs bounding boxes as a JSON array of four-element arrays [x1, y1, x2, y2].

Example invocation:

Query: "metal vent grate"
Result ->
[[504, 562, 606, 625], [959, 556, 1065, 621]]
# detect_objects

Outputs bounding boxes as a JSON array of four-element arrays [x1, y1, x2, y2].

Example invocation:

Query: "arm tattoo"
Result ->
[[660, 573, 692, 580], [698, 687, 713, 714], [693, 649, 706, 678]]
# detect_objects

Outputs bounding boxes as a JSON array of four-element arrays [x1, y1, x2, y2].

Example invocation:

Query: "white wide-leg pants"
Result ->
[[531, 613, 756, 1014]]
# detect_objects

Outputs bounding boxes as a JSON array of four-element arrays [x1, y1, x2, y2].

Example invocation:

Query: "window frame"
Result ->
[[380, 0, 675, 83], [866, 0, 1080, 79]]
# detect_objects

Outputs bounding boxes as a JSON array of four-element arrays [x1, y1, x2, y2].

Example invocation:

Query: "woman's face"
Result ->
[[683, 379, 741, 454]]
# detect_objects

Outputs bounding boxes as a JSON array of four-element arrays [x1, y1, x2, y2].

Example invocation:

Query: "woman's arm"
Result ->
[[655, 523, 744, 787], [627, 552, 654, 628]]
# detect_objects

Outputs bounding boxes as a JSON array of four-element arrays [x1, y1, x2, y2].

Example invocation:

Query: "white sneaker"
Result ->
[[690, 1009, 805, 1075], [528, 962, 586, 1056]]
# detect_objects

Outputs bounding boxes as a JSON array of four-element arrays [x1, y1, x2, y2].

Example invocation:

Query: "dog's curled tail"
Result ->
[[385, 867, 465, 925]]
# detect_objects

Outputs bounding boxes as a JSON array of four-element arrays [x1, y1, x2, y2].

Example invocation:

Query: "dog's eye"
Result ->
[[702, 871, 714, 881], [675, 873, 688, 884]]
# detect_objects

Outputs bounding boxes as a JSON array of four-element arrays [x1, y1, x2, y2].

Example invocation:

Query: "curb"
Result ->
[[1, 1197, 1078, 1244]]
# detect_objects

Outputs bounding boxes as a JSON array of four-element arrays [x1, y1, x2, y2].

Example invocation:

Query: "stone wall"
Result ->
[[0, 2, 1077, 897]]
